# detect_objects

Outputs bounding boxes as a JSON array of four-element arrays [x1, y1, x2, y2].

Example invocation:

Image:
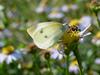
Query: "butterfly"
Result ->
[[27, 22, 68, 49]]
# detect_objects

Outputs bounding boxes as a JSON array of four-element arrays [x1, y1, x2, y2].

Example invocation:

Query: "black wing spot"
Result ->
[[44, 35, 48, 38], [40, 29, 43, 33]]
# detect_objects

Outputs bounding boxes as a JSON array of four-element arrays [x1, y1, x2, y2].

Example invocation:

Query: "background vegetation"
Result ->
[[0, 0, 100, 75]]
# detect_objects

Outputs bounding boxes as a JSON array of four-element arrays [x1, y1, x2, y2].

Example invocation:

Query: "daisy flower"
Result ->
[[48, 8, 64, 19], [50, 48, 64, 60], [43, 43, 65, 60], [69, 59, 79, 74], [78, 16, 92, 42], [79, 16, 92, 31], [62, 19, 91, 45], [70, 4, 78, 10], [35, 6, 47, 13], [0, 45, 22, 64], [35, 0, 48, 13], [3, 29, 13, 38], [0, 29, 13, 39], [61, 5, 69, 12], [95, 58, 100, 64]]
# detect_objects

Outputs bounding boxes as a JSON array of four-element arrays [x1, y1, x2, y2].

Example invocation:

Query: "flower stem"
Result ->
[[33, 54, 41, 75], [64, 48, 70, 75], [95, 12, 100, 28], [73, 45, 84, 75], [47, 59, 53, 75], [66, 54, 70, 75]]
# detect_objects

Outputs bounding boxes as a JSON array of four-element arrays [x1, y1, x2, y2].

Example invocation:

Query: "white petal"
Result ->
[[79, 24, 91, 37], [48, 13, 64, 19], [6, 51, 22, 64], [69, 65, 79, 74], [83, 32, 91, 37], [61, 5, 69, 12], [50, 48, 63, 60], [57, 54, 63, 60], [3, 29, 12, 38], [11, 51, 22, 59], [50, 49, 59, 59], [35, 6, 46, 13], [6, 55, 14, 64], [70, 4, 78, 10], [0, 53, 7, 63], [95, 58, 100, 64], [79, 16, 92, 31]]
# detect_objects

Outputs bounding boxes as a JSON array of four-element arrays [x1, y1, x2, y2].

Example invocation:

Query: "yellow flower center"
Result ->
[[69, 19, 79, 27], [95, 31, 100, 39], [62, 19, 80, 47], [2, 46, 14, 55], [71, 59, 78, 66], [62, 28, 80, 45]]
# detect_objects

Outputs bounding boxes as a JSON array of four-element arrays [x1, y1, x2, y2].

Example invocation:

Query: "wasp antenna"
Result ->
[[62, 23, 69, 30], [63, 23, 68, 26]]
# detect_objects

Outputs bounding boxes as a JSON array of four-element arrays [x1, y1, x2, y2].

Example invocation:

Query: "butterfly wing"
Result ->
[[27, 22, 65, 49]]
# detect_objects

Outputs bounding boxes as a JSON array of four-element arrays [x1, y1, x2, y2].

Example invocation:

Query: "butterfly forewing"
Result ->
[[27, 22, 67, 49]]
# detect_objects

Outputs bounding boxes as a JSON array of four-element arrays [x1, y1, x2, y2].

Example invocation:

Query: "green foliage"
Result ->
[[0, 0, 100, 75]]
